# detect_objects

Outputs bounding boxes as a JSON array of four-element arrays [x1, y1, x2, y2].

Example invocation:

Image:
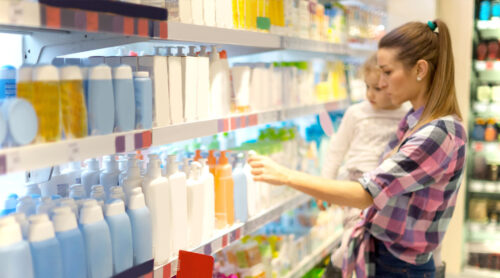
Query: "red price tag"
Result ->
[[177, 251, 214, 278]]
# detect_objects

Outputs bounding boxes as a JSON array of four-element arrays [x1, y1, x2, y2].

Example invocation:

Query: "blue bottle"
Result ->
[[1, 193, 18, 215], [11, 212, 29, 239], [480, 0, 492, 20], [112, 65, 136, 132], [232, 153, 248, 222], [133, 71, 153, 130], [16, 196, 37, 217], [52, 206, 87, 278], [28, 213, 63, 278], [0, 65, 16, 99], [127, 187, 153, 265], [0, 215, 34, 278], [79, 199, 113, 278], [87, 64, 115, 135], [472, 122, 486, 141], [105, 199, 133, 274]]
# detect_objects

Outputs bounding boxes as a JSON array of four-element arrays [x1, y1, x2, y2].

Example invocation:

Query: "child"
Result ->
[[321, 54, 408, 276]]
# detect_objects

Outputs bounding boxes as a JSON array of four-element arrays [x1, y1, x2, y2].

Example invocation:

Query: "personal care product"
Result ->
[[109, 186, 126, 203], [112, 65, 136, 132], [199, 158, 215, 240], [40, 166, 70, 198], [127, 187, 153, 265], [16, 65, 34, 104], [167, 48, 184, 124], [100, 155, 121, 194], [36, 197, 56, 216], [214, 150, 234, 228], [0, 216, 34, 278], [105, 199, 133, 274], [2, 97, 38, 146], [0, 65, 16, 99], [33, 64, 61, 142], [133, 71, 153, 129], [166, 154, 188, 255], [187, 161, 205, 247], [122, 155, 143, 200], [232, 153, 248, 222], [90, 185, 106, 207], [87, 64, 115, 135], [82, 158, 101, 196], [60, 65, 88, 138], [11, 212, 29, 239]]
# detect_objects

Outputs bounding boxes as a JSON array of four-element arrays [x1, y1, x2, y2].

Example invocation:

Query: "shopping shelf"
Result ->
[[475, 60, 500, 83], [477, 20, 500, 39], [283, 229, 343, 278], [153, 192, 313, 278], [469, 180, 500, 195], [463, 267, 500, 278]]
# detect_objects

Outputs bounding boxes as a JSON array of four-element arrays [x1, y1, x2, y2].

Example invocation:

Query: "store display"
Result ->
[[127, 187, 153, 265], [87, 64, 115, 135], [112, 65, 136, 132], [0, 216, 34, 278], [104, 199, 134, 275], [29, 213, 64, 278]]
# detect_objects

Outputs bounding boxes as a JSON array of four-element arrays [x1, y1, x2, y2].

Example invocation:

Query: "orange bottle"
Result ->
[[194, 150, 203, 162], [207, 150, 217, 176], [214, 151, 235, 229], [485, 118, 498, 142]]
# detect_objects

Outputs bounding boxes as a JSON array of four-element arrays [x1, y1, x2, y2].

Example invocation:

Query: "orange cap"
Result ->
[[219, 151, 228, 164], [194, 150, 202, 161], [219, 50, 227, 59], [208, 150, 217, 166]]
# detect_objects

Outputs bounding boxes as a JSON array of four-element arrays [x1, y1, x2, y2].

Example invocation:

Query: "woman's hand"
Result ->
[[247, 154, 292, 186]]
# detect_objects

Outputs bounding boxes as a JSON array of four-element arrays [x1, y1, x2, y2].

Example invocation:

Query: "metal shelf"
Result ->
[[0, 100, 348, 175], [283, 229, 343, 278], [469, 180, 500, 195], [153, 192, 313, 278]]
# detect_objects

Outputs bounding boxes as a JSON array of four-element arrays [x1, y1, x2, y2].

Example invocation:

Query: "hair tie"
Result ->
[[427, 21, 437, 31]]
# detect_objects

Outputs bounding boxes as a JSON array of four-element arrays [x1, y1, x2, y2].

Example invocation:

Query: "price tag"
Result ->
[[203, 243, 212, 255], [159, 21, 168, 39], [115, 136, 126, 153], [86, 11, 99, 32], [123, 16, 134, 35], [162, 263, 171, 278], [222, 234, 228, 248], [0, 155, 7, 175], [137, 18, 149, 36], [45, 6, 61, 28]]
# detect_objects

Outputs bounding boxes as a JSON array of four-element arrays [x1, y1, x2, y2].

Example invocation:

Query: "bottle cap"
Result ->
[[28, 213, 55, 242], [3, 98, 37, 146], [79, 199, 104, 225], [104, 155, 119, 172], [85, 158, 100, 171], [208, 150, 217, 165], [219, 50, 228, 59], [166, 154, 178, 175], [59, 197, 78, 217], [128, 187, 146, 210], [133, 71, 149, 78], [109, 186, 125, 200], [33, 64, 59, 81], [189, 161, 202, 180], [0, 216, 22, 247], [60, 65, 83, 81], [219, 151, 228, 164], [105, 199, 125, 217], [112, 65, 133, 80], [194, 150, 202, 161], [52, 206, 77, 232], [18, 65, 33, 82], [70, 184, 86, 199], [89, 64, 112, 81], [0, 65, 16, 79]]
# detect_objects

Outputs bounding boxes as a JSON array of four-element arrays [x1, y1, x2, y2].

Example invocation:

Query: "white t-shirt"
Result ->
[[321, 101, 409, 180]]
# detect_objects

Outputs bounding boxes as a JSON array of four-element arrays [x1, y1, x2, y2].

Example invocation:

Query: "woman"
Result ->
[[249, 19, 466, 278]]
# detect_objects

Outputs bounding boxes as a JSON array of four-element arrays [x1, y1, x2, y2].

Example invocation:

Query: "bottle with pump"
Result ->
[[82, 158, 101, 196], [79, 199, 113, 278], [109, 186, 126, 203], [28, 213, 64, 278], [113, 65, 136, 132], [16, 196, 37, 217], [52, 206, 87, 278], [90, 185, 106, 207], [133, 71, 153, 129], [199, 158, 215, 240], [186, 161, 205, 247], [40, 166, 70, 198], [232, 153, 248, 222], [166, 154, 188, 255], [142, 153, 171, 265], [122, 155, 143, 200], [60, 65, 88, 139], [105, 199, 133, 274], [100, 155, 121, 194], [0, 216, 34, 278], [87, 64, 115, 135], [127, 187, 153, 265], [214, 151, 235, 228], [33, 64, 61, 142]]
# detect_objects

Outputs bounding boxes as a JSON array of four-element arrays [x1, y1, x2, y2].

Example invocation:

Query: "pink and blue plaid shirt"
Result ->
[[342, 108, 467, 278]]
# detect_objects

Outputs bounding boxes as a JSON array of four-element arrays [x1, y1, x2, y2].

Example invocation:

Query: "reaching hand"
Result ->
[[247, 154, 292, 186]]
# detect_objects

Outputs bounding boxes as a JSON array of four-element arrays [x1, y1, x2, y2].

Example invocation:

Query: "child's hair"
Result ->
[[361, 53, 379, 78], [378, 19, 462, 127]]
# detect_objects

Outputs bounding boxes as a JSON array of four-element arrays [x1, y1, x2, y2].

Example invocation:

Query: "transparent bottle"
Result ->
[[60, 66, 88, 139]]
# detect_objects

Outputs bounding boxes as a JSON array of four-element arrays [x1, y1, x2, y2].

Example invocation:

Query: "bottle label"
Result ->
[[57, 183, 69, 197]]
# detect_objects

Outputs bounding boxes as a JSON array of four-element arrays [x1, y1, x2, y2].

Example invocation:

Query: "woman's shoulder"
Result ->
[[416, 115, 467, 143]]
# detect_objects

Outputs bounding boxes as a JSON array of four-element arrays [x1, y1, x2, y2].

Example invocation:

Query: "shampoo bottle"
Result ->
[[28, 214, 63, 278], [127, 187, 153, 265], [186, 161, 205, 247], [82, 158, 101, 196], [112, 65, 136, 132], [87, 64, 115, 135], [16, 65, 34, 104], [166, 154, 188, 255], [0, 216, 34, 278], [60, 65, 88, 138], [133, 71, 153, 130], [33, 64, 61, 142], [214, 151, 234, 228], [100, 155, 121, 194], [199, 158, 215, 240], [105, 199, 133, 274]]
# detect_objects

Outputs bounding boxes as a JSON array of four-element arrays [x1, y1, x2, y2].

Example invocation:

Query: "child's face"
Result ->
[[365, 71, 400, 110]]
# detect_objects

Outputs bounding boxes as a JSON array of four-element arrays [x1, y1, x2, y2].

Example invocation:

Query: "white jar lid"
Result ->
[[105, 199, 125, 217], [89, 64, 112, 81], [112, 65, 133, 80], [0, 215, 22, 247], [60, 65, 83, 81], [79, 199, 104, 225], [28, 213, 55, 242], [52, 206, 77, 232], [33, 64, 59, 82]]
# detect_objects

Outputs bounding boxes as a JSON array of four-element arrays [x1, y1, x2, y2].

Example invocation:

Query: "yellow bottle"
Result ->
[[60, 66, 88, 139], [33, 65, 61, 142], [246, 0, 257, 30], [214, 151, 235, 228], [17, 65, 35, 104]]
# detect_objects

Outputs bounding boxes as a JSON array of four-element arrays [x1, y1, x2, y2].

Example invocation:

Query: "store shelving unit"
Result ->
[[475, 60, 500, 82], [477, 19, 500, 38]]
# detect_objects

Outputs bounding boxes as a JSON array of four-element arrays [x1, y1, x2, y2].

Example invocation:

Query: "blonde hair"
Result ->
[[361, 53, 380, 78], [379, 19, 462, 129]]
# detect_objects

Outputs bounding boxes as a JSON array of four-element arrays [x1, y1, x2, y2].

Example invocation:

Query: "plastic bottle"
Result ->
[[209, 46, 225, 117], [207, 149, 217, 175], [214, 151, 235, 228], [87, 64, 115, 135], [91, 185, 106, 207], [60, 65, 88, 139], [40, 166, 70, 198], [244, 151, 258, 217], [1, 98, 38, 146], [219, 50, 232, 116], [0, 216, 34, 278], [26, 183, 41, 196], [33, 64, 61, 142], [1, 193, 18, 215], [11, 212, 29, 239], [52, 206, 87, 278], [119, 154, 134, 185], [105, 199, 133, 274], [59, 197, 79, 219], [232, 153, 248, 222], [199, 158, 215, 240], [485, 119, 498, 142], [82, 158, 101, 196], [69, 183, 87, 207], [16, 196, 37, 217], [166, 154, 188, 256], [28, 213, 64, 278], [17, 65, 35, 104], [79, 199, 113, 278], [142, 153, 171, 265], [113, 65, 136, 132], [133, 71, 153, 130], [187, 161, 205, 247], [127, 187, 153, 265], [480, 0, 491, 20], [109, 186, 126, 203], [0, 65, 17, 99], [100, 155, 121, 194], [36, 197, 56, 216], [122, 155, 143, 200]]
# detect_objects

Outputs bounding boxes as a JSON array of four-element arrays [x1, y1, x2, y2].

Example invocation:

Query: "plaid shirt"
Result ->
[[342, 108, 467, 278]]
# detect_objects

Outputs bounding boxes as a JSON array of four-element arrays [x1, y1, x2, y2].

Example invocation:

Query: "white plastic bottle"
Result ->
[[127, 187, 153, 265], [36, 197, 56, 216], [40, 166, 71, 198], [142, 153, 171, 265], [0, 216, 34, 278], [199, 158, 215, 240], [63, 162, 83, 184], [122, 156, 143, 201], [186, 161, 204, 247], [104, 199, 133, 274], [166, 154, 188, 256], [69, 184, 87, 203], [11, 212, 29, 239], [119, 154, 136, 185], [100, 155, 121, 195], [244, 151, 259, 217], [82, 158, 101, 196], [59, 197, 79, 219], [90, 185, 106, 207], [109, 186, 126, 203], [25, 183, 41, 196]]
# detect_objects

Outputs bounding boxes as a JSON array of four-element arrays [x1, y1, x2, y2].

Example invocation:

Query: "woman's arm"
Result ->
[[249, 154, 374, 209]]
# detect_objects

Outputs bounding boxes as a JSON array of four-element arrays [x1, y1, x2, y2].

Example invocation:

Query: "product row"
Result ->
[[469, 198, 500, 224], [476, 85, 500, 103], [471, 117, 500, 142], [476, 40, 500, 61], [468, 252, 500, 271], [479, 0, 500, 21], [166, 0, 384, 43], [213, 202, 343, 278]]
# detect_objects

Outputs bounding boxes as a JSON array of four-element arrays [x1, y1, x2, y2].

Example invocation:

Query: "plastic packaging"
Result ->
[[82, 158, 101, 196], [133, 71, 153, 129], [166, 154, 188, 255], [112, 65, 136, 132], [87, 64, 115, 135], [33, 64, 61, 142], [127, 187, 153, 265], [60, 65, 88, 138], [0, 216, 34, 278], [105, 199, 133, 274]]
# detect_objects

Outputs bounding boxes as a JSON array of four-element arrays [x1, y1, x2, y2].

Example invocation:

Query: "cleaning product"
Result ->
[[59, 197, 79, 219], [199, 158, 215, 240], [90, 185, 106, 207], [122, 155, 143, 200], [133, 71, 153, 130], [214, 151, 235, 228], [1, 98, 38, 146], [79, 199, 113, 278], [0, 216, 34, 278], [105, 199, 133, 274], [142, 153, 171, 265], [52, 206, 87, 278], [232, 153, 248, 222], [1, 193, 18, 215], [112, 65, 136, 132], [87, 64, 115, 135], [187, 161, 205, 247], [11, 212, 29, 239], [60, 65, 88, 138], [33, 64, 61, 142], [166, 154, 188, 256], [100, 155, 121, 194], [40, 166, 71, 198], [28, 213, 64, 278], [127, 187, 153, 265], [82, 158, 101, 196], [36, 197, 56, 216], [109, 186, 126, 203]]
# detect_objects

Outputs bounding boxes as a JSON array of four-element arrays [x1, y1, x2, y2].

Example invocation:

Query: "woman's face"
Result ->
[[377, 48, 423, 107]]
